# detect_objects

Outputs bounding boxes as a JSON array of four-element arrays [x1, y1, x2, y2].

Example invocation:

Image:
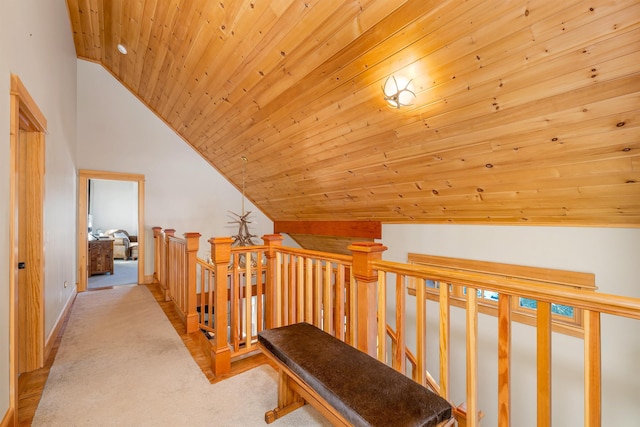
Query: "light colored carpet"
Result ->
[[33, 285, 330, 426], [88, 259, 139, 289]]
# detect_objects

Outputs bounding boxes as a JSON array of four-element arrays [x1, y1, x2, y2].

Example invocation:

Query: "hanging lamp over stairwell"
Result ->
[[228, 156, 258, 267]]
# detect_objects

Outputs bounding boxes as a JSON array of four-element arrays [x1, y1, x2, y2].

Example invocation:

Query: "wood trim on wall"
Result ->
[[0, 407, 14, 427], [274, 221, 381, 239], [77, 169, 146, 292], [17, 130, 45, 372], [9, 73, 47, 427]]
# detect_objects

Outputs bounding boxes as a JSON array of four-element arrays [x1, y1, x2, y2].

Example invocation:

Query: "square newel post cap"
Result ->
[[348, 242, 387, 254], [348, 242, 387, 281], [208, 236, 235, 262], [184, 232, 201, 251], [262, 233, 284, 245]]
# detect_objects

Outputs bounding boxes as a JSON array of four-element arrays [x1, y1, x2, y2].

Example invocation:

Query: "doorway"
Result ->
[[87, 179, 139, 289], [9, 74, 47, 423], [77, 170, 145, 292]]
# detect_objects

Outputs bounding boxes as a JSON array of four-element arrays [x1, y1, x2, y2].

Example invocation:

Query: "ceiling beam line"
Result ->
[[274, 220, 382, 239]]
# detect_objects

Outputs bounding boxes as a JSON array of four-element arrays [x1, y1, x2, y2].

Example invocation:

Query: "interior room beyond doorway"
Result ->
[[87, 178, 139, 289], [77, 170, 145, 292]]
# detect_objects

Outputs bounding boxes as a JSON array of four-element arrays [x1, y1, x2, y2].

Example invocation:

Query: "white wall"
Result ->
[[90, 179, 139, 235], [0, 0, 78, 419], [382, 224, 640, 427], [76, 60, 274, 276]]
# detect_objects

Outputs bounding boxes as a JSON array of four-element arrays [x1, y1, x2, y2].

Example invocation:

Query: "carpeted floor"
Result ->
[[88, 259, 138, 289], [32, 285, 330, 426]]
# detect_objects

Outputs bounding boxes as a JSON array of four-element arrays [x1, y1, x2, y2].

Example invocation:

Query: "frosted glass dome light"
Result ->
[[383, 75, 416, 109]]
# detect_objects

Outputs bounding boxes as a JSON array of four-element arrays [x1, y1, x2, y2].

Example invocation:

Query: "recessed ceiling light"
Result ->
[[117, 44, 128, 55]]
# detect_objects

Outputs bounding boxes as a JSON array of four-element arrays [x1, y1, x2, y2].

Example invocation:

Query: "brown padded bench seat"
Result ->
[[258, 322, 452, 427]]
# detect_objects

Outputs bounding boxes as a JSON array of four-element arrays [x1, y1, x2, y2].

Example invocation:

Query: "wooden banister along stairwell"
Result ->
[[151, 227, 640, 427]]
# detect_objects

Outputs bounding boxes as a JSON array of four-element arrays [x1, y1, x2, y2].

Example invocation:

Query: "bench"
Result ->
[[258, 322, 453, 427]]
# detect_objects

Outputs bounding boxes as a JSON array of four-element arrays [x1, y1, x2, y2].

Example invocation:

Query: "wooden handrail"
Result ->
[[277, 245, 353, 264], [372, 260, 640, 319]]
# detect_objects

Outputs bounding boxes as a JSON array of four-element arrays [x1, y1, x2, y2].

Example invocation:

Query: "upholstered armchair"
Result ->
[[104, 229, 138, 260]]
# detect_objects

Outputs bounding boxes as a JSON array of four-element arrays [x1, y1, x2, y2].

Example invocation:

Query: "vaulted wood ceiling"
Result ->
[[66, 0, 640, 232]]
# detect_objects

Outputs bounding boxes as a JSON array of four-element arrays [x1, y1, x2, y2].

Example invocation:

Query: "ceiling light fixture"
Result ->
[[117, 44, 128, 55], [382, 75, 415, 109]]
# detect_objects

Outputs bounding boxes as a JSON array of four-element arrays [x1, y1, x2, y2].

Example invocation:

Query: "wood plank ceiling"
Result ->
[[66, 0, 640, 235]]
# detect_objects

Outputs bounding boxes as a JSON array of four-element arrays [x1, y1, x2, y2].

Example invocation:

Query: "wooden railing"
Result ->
[[152, 227, 640, 426], [369, 259, 640, 427], [192, 234, 355, 372], [152, 228, 199, 334]]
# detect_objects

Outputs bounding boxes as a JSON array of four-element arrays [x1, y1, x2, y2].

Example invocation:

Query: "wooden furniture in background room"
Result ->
[[88, 239, 114, 276]]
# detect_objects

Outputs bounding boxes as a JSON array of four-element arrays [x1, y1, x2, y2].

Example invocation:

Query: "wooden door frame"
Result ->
[[77, 170, 145, 292], [9, 74, 47, 426]]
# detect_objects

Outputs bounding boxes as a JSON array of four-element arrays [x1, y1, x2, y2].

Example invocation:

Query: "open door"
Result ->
[[9, 74, 47, 423], [77, 170, 145, 292]]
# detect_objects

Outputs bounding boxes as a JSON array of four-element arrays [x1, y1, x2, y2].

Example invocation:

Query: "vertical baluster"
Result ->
[[394, 274, 406, 373], [207, 268, 214, 329], [152, 227, 162, 284], [467, 286, 479, 427], [275, 252, 283, 327], [314, 260, 322, 328], [296, 255, 304, 324], [181, 244, 185, 314], [167, 242, 174, 302], [335, 264, 346, 341], [377, 271, 386, 363], [498, 294, 511, 426], [288, 254, 295, 324], [323, 262, 332, 333], [439, 281, 450, 400], [256, 250, 264, 333], [344, 265, 354, 345], [348, 268, 357, 347], [281, 254, 287, 326], [305, 258, 313, 323], [537, 301, 552, 426], [231, 253, 240, 352], [584, 309, 601, 427], [245, 253, 253, 349], [164, 229, 175, 301], [416, 277, 426, 386], [174, 243, 179, 308]]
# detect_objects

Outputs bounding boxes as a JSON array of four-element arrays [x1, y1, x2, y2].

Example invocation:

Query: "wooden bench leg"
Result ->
[[265, 368, 306, 424]]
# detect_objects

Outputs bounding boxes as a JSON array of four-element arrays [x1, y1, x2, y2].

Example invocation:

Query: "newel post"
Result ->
[[209, 236, 234, 376], [263, 234, 284, 329], [163, 229, 176, 301], [184, 232, 201, 334], [152, 226, 162, 284], [349, 242, 387, 357]]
